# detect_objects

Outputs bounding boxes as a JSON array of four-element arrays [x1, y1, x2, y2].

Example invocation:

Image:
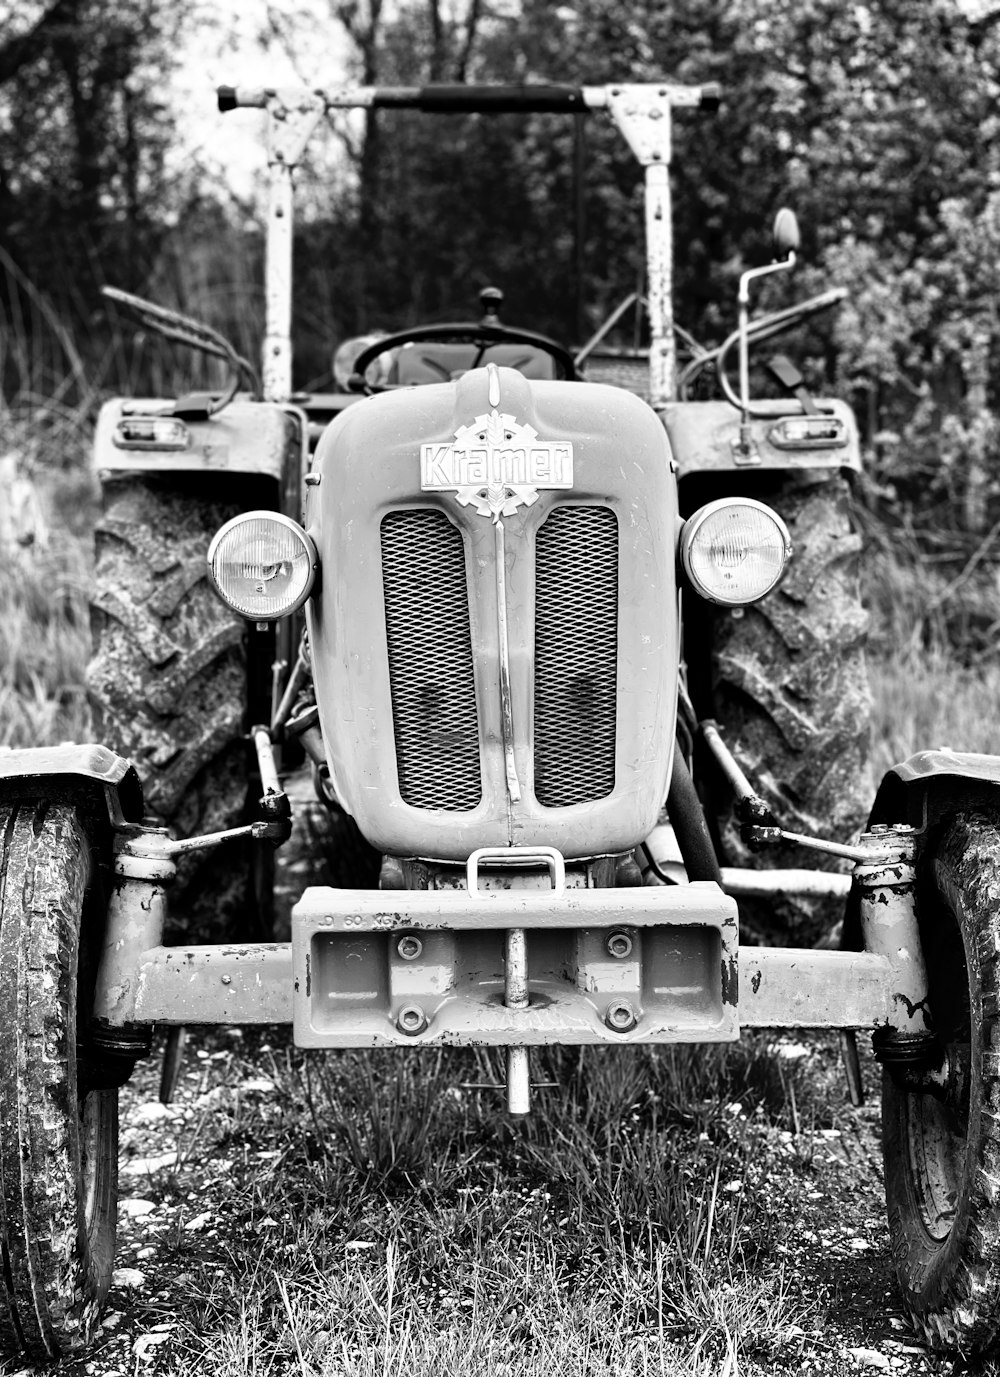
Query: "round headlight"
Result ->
[[207, 512, 317, 620], [681, 499, 791, 606]]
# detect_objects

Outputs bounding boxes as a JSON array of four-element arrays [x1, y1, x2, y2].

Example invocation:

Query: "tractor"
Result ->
[[0, 80, 995, 1361]]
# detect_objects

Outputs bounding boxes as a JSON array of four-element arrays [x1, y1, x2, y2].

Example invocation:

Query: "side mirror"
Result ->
[[772, 208, 800, 261]]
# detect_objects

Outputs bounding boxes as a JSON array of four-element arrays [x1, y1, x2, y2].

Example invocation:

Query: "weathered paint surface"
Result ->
[[292, 880, 740, 1049], [308, 366, 679, 862], [0, 742, 142, 821], [132, 945, 293, 1025], [665, 398, 861, 475], [740, 948, 893, 1028], [93, 399, 295, 478]]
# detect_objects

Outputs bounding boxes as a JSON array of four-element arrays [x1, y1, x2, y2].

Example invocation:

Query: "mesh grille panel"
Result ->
[[534, 506, 618, 806], [381, 510, 481, 811]]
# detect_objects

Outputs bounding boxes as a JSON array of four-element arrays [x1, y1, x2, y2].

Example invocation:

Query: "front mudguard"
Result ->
[[841, 750, 1000, 954], [0, 743, 143, 845], [868, 750, 1000, 833]]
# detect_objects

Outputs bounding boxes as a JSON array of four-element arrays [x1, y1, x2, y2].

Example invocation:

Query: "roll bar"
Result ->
[[217, 82, 721, 115], [218, 81, 722, 407]]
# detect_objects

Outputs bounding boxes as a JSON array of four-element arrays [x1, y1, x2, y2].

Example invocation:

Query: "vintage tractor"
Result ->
[[0, 81, 997, 1362]]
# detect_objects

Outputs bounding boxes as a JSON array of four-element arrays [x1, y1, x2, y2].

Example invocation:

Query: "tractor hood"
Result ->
[[305, 365, 679, 862]]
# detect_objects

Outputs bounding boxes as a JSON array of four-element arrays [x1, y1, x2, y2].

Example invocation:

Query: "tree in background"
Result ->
[[7, 0, 1000, 548], [0, 0, 186, 394]]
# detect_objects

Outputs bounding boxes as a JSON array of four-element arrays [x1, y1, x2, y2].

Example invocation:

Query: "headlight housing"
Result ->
[[680, 498, 791, 606], [207, 512, 317, 620]]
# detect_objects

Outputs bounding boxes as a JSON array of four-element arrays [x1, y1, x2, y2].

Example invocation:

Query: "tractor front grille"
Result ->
[[381, 510, 481, 811], [533, 506, 619, 806]]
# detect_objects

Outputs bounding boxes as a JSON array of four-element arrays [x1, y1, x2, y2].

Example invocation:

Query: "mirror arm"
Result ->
[[737, 252, 797, 453]]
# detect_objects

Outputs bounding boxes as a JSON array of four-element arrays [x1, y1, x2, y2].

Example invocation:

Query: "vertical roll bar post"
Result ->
[[217, 81, 720, 407]]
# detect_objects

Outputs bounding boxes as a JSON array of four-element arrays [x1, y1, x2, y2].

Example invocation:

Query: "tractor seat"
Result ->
[[389, 341, 559, 385]]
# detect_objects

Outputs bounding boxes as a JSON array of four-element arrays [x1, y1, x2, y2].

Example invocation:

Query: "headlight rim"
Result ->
[[207, 510, 318, 621], [680, 497, 792, 607]]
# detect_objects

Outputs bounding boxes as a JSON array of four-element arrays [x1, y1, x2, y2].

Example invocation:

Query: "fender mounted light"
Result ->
[[680, 498, 791, 606], [207, 512, 317, 620], [113, 416, 190, 451]]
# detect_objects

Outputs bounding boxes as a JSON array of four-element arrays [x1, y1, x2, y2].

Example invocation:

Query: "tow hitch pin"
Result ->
[[506, 928, 530, 1116]]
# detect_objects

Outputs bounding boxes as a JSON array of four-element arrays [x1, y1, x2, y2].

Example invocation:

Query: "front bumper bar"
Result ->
[[119, 882, 892, 1048]]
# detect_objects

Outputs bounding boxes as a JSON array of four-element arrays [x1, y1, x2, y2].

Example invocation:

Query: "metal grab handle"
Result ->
[[218, 81, 721, 117], [466, 845, 566, 894]]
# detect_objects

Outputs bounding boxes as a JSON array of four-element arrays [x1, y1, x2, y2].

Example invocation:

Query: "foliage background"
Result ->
[[4, 14, 1000, 1367], [5, 0, 1000, 651]]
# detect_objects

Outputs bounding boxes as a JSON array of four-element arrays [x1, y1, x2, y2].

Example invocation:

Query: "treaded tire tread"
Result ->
[[883, 810, 1000, 1355], [87, 478, 253, 932], [87, 478, 247, 829], [0, 802, 117, 1361], [709, 472, 872, 941]]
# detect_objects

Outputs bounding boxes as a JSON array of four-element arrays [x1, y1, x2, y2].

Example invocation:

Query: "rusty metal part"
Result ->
[[641, 820, 853, 897], [131, 945, 292, 1024], [644, 162, 673, 408], [700, 720, 773, 823], [505, 927, 531, 1116], [93, 828, 174, 1028], [93, 398, 294, 478], [468, 848, 558, 1114], [0, 742, 142, 826], [159, 1027, 187, 1105], [292, 879, 739, 1049], [854, 826, 939, 1070], [252, 725, 282, 796], [740, 947, 892, 1028], [605, 999, 638, 1032], [396, 1004, 428, 1036], [605, 930, 634, 959], [840, 1030, 865, 1108], [664, 399, 862, 477]]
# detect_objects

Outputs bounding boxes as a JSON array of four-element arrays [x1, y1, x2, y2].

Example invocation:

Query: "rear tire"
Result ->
[[0, 802, 117, 1361], [87, 477, 268, 937], [883, 810, 1000, 1354], [706, 471, 872, 944]]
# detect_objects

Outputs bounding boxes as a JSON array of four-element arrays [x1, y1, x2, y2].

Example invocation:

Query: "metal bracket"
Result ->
[[267, 94, 326, 169], [605, 86, 678, 166], [730, 434, 762, 465]]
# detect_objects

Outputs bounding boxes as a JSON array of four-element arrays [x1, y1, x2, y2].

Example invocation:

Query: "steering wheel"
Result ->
[[348, 321, 578, 392]]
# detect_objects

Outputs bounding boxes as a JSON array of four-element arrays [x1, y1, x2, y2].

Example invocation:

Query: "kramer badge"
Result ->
[[420, 369, 573, 521]]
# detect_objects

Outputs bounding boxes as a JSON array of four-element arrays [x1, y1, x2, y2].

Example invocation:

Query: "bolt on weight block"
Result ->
[[290, 884, 739, 1049]]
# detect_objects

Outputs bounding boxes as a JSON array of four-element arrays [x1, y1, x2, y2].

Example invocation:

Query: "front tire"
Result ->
[[883, 811, 1000, 1354], [0, 801, 117, 1361]]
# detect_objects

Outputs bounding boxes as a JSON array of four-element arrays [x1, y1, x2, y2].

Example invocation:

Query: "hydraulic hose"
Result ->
[[666, 751, 723, 884]]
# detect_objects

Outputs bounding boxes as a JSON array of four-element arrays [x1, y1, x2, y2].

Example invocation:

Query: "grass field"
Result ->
[[0, 428, 993, 1374]]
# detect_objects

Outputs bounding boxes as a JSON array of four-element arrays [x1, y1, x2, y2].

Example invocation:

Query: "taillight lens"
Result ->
[[680, 499, 791, 606], [207, 512, 317, 620]]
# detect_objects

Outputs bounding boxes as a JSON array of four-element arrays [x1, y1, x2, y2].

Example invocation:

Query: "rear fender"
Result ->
[[665, 398, 861, 478], [0, 743, 143, 844], [93, 399, 307, 515]]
